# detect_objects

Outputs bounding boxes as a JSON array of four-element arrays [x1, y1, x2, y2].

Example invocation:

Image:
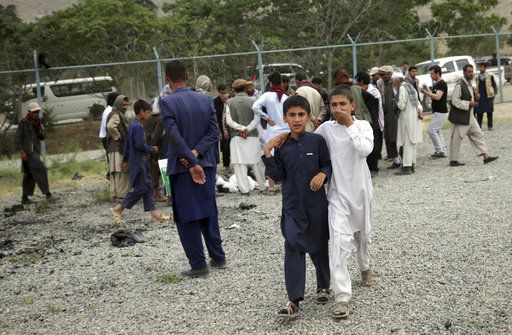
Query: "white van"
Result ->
[[19, 76, 116, 122], [415, 56, 476, 100]]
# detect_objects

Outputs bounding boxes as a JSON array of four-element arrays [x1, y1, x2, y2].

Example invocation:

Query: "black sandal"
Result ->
[[277, 301, 299, 319]]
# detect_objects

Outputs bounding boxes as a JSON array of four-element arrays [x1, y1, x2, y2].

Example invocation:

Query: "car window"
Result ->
[[455, 59, 469, 71], [442, 61, 455, 73], [416, 62, 439, 75]]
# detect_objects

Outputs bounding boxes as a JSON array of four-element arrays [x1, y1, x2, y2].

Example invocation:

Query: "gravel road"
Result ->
[[1, 120, 510, 334]]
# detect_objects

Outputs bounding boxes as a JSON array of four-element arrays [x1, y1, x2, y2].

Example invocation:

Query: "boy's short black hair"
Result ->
[[281, 75, 290, 83], [106, 92, 120, 107], [268, 71, 282, 85], [165, 60, 187, 82], [217, 83, 227, 92], [133, 99, 151, 115], [409, 65, 418, 71], [355, 71, 370, 85], [283, 95, 311, 115], [329, 85, 353, 102]]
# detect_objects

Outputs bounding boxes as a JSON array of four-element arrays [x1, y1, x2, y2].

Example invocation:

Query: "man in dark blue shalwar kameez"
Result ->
[[262, 95, 331, 319], [159, 60, 226, 278]]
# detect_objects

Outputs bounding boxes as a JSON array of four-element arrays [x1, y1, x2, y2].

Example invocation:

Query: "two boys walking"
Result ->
[[263, 86, 375, 319]]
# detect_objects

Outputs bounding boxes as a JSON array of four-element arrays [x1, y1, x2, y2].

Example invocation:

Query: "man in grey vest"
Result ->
[[226, 79, 267, 195], [448, 64, 498, 166]]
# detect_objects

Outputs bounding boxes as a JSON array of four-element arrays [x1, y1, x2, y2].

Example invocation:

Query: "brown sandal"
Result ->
[[277, 301, 299, 319], [316, 288, 330, 304], [332, 302, 349, 319]]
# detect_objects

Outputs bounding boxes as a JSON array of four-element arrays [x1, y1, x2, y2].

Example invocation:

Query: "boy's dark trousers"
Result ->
[[121, 165, 156, 211], [284, 240, 330, 302]]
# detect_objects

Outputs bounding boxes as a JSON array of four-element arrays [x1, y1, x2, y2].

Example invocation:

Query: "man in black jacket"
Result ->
[[15, 102, 52, 203]]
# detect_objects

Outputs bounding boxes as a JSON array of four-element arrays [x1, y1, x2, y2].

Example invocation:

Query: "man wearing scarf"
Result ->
[[195, 75, 213, 96], [106, 95, 130, 200], [295, 71, 326, 132], [15, 102, 52, 203], [395, 75, 423, 175]]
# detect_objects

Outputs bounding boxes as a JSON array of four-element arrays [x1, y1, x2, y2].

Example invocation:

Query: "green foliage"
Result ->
[[0, 0, 509, 93], [430, 0, 507, 55]]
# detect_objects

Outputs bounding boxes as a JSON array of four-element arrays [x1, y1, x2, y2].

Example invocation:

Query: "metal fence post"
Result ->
[[347, 34, 360, 79], [425, 28, 437, 63], [153, 47, 163, 95], [33, 50, 45, 159], [252, 40, 265, 93], [492, 26, 504, 103]]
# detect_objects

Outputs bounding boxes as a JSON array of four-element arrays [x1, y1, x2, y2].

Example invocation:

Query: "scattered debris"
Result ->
[[0, 239, 15, 250], [3, 204, 25, 218], [239, 202, 256, 210], [226, 224, 241, 230], [72, 172, 83, 180], [110, 230, 146, 247]]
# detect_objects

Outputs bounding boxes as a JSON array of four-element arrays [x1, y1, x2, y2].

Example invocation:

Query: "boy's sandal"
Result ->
[[277, 301, 299, 319], [316, 288, 330, 305], [110, 208, 122, 225], [332, 302, 349, 319], [361, 267, 374, 287], [152, 214, 171, 223]]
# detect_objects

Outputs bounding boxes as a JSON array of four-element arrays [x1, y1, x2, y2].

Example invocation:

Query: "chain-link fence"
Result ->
[[1, 29, 511, 128]]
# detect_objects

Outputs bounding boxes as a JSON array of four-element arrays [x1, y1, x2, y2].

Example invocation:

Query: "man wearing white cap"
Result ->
[[377, 66, 401, 168], [369, 67, 380, 86], [14, 102, 53, 203]]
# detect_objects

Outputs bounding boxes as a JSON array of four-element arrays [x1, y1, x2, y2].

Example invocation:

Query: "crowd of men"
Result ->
[[14, 59, 499, 319]]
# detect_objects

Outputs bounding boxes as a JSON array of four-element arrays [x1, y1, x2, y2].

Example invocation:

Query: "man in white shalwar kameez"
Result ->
[[226, 79, 267, 194], [314, 85, 374, 319], [395, 80, 423, 175]]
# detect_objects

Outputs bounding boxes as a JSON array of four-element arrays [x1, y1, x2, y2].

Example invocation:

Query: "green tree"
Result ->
[[429, 0, 506, 56]]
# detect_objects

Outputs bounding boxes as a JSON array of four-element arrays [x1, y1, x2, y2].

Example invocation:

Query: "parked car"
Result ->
[[19, 76, 116, 122], [415, 55, 477, 101], [244, 63, 305, 90]]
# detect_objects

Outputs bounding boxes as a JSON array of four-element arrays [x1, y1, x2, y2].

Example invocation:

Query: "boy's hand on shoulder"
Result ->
[[310, 172, 326, 191]]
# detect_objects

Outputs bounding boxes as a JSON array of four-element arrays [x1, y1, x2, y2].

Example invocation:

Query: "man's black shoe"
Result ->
[[483, 156, 498, 164], [449, 161, 465, 167], [180, 267, 209, 278], [387, 162, 400, 169], [395, 167, 412, 175], [210, 259, 227, 269], [21, 196, 33, 204]]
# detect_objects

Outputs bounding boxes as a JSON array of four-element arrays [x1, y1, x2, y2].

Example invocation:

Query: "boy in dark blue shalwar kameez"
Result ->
[[159, 60, 226, 278], [262, 95, 331, 319], [110, 100, 170, 224]]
